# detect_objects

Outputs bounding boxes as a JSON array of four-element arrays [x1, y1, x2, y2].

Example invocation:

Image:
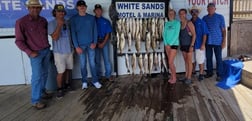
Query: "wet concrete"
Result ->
[[78, 74, 191, 121]]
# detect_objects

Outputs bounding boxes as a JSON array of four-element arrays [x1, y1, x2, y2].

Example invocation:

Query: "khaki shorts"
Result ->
[[54, 52, 73, 73], [192, 49, 205, 64]]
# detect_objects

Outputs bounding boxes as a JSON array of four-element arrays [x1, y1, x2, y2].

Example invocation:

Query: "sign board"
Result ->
[[116, 2, 166, 18], [0, 0, 79, 28]]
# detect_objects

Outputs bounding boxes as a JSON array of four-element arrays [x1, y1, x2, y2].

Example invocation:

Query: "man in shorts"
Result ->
[[189, 6, 209, 81], [48, 4, 73, 99]]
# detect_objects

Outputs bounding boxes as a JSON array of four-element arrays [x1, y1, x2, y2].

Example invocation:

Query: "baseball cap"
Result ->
[[207, 3, 215, 7], [94, 4, 102, 10], [77, 0, 87, 7], [54, 4, 65, 12]]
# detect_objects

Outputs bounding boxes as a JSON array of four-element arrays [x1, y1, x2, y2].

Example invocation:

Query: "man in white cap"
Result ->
[[189, 6, 209, 81], [15, 0, 51, 110]]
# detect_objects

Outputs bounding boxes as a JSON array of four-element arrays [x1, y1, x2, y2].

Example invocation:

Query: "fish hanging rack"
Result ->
[[110, 0, 170, 76]]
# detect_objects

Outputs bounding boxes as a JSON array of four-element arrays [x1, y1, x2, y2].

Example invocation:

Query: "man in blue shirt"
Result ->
[[203, 3, 226, 81], [48, 4, 73, 99], [70, 0, 102, 89], [93, 4, 113, 81], [189, 6, 208, 81]]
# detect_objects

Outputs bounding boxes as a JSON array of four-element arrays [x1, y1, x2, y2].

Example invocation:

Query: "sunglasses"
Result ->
[[191, 9, 199, 14], [63, 24, 66, 30]]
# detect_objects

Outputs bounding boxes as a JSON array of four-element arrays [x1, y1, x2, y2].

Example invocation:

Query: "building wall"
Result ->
[[230, 20, 252, 56]]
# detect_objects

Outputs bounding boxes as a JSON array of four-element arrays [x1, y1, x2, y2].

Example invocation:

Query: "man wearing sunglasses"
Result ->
[[189, 6, 209, 81], [48, 4, 74, 99]]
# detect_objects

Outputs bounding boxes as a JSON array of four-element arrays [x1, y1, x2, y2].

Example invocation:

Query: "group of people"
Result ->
[[15, 0, 113, 109], [163, 3, 226, 85], [14, 0, 226, 110]]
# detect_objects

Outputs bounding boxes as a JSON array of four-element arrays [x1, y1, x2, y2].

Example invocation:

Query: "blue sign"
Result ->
[[0, 0, 79, 28]]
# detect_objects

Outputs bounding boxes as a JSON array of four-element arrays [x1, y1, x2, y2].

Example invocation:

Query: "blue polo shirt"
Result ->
[[192, 17, 209, 49], [203, 13, 225, 45], [48, 19, 72, 54], [96, 16, 112, 41], [70, 13, 97, 48]]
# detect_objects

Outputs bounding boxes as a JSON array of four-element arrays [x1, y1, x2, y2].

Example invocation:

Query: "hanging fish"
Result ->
[[151, 33, 157, 51], [148, 53, 153, 75], [121, 18, 126, 34], [157, 41, 160, 50], [158, 18, 164, 41], [154, 18, 159, 39], [126, 18, 130, 35], [129, 18, 133, 35], [119, 33, 125, 54], [144, 54, 149, 75], [132, 53, 137, 75], [116, 32, 120, 50], [162, 52, 168, 72], [154, 53, 158, 71], [142, 18, 148, 41], [158, 53, 161, 72], [147, 18, 152, 33], [139, 18, 143, 40], [127, 32, 132, 51], [116, 19, 122, 34], [145, 32, 151, 53], [151, 18, 156, 35], [125, 53, 130, 73], [135, 32, 141, 53], [132, 18, 136, 40], [135, 18, 140, 40], [138, 54, 144, 75]]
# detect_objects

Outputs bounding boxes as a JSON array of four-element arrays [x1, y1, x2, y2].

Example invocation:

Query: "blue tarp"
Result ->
[[216, 59, 244, 89]]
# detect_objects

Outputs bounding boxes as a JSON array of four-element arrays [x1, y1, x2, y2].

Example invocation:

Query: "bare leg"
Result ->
[[192, 62, 196, 74], [182, 52, 188, 78], [57, 73, 64, 89], [199, 63, 204, 75], [64, 69, 71, 84], [187, 52, 193, 80], [166, 46, 177, 84]]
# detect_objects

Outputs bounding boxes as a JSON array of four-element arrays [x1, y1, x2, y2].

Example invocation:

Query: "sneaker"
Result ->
[[82, 82, 88, 89], [56, 89, 64, 99], [184, 79, 192, 85], [93, 82, 102, 89], [106, 76, 115, 82], [32, 102, 47, 110], [198, 74, 204, 81], [64, 84, 74, 92], [178, 77, 187, 82], [204, 74, 213, 78]]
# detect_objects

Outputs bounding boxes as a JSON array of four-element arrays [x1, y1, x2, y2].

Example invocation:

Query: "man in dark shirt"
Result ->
[[94, 4, 113, 81], [15, 0, 51, 110]]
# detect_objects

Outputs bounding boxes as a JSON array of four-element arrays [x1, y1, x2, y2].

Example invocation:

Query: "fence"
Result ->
[[233, 0, 252, 18]]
